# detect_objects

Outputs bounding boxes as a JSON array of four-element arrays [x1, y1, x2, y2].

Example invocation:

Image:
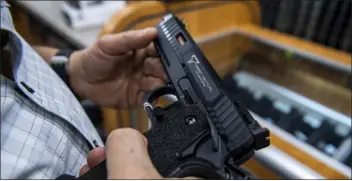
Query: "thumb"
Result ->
[[97, 27, 158, 56], [79, 147, 106, 176], [106, 128, 162, 179], [87, 147, 106, 168]]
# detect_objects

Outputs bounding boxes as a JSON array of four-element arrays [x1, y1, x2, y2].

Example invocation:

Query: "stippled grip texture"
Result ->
[[78, 101, 210, 179], [144, 101, 209, 177]]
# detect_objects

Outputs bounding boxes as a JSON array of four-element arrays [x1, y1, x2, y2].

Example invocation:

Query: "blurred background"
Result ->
[[9, 0, 351, 179]]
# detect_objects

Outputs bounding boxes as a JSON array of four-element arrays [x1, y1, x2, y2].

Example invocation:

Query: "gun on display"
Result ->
[[78, 13, 270, 180]]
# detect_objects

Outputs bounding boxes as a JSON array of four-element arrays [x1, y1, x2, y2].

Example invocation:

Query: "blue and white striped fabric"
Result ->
[[1, 1, 103, 179]]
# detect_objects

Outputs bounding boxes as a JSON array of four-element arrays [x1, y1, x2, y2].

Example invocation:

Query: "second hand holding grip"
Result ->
[[78, 101, 226, 179]]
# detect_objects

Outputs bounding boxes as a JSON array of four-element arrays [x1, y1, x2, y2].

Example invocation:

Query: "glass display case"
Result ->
[[191, 30, 351, 178]]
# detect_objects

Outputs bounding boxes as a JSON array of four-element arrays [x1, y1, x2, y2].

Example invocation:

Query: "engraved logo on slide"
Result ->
[[187, 55, 200, 64], [188, 55, 212, 92]]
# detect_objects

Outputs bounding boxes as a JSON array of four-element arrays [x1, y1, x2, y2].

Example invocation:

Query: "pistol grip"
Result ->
[[144, 101, 209, 177], [78, 102, 217, 179]]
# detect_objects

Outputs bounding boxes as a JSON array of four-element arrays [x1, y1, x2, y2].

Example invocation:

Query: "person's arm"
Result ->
[[32, 46, 81, 63], [32, 46, 59, 63]]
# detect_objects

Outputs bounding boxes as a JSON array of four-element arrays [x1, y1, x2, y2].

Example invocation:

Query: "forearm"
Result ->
[[32, 46, 81, 67], [32, 46, 59, 63]]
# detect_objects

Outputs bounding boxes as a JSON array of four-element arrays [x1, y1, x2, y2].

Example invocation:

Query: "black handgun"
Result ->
[[78, 14, 270, 180]]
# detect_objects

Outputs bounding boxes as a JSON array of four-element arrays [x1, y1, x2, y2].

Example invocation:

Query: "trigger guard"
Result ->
[[143, 84, 176, 106], [143, 85, 176, 124], [168, 161, 226, 179]]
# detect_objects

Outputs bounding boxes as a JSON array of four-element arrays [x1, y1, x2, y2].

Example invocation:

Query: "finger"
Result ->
[[143, 57, 168, 81], [146, 42, 158, 57], [79, 164, 90, 176], [87, 147, 106, 168], [98, 28, 158, 56], [106, 128, 161, 179], [141, 76, 165, 91], [131, 48, 147, 69]]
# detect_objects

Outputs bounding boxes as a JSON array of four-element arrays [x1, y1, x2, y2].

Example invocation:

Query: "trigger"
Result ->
[[153, 106, 165, 120], [142, 84, 176, 123]]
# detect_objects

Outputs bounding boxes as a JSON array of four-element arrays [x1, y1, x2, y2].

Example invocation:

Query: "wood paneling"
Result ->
[[234, 24, 352, 66], [243, 158, 281, 179], [100, 1, 260, 37], [270, 131, 349, 179], [243, 131, 350, 179]]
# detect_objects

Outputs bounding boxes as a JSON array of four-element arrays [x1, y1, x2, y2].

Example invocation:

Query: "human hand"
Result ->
[[106, 128, 200, 179], [81, 128, 199, 179], [68, 28, 167, 109], [79, 147, 105, 176]]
